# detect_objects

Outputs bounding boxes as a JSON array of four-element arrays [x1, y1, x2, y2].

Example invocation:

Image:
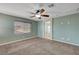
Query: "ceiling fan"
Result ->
[[29, 4, 50, 19]]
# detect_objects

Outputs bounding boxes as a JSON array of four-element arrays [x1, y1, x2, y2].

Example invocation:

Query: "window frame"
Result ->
[[14, 21, 32, 34]]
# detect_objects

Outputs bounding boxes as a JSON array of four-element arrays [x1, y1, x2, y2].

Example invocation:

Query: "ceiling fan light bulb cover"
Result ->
[[35, 14, 40, 17]]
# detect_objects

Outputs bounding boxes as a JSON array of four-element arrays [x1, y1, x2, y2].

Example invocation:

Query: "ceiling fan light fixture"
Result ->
[[35, 14, 41, 17]]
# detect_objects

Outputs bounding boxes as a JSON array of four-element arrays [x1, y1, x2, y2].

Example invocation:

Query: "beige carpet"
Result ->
[[5, 38, 79, 55], [9, 38, 79, 55]]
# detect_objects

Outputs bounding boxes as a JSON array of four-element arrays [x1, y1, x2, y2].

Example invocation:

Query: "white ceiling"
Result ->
[[0, 3, 79, 21]]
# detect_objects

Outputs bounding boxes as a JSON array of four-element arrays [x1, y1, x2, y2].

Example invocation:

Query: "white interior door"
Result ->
[[44, 20, 52, 40]]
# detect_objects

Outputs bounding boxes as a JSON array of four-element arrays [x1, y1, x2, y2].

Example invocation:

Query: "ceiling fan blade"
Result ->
[[40, 9, 45, 14], [36, 10, 40, 14], [41, 15, 49, 17]]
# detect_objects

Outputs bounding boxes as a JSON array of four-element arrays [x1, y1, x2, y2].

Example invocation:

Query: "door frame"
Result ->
[[44, 19, 52, 40]]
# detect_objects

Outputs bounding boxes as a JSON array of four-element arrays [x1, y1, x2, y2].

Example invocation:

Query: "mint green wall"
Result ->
[[0, 13, 38, 44], [37, 21, 45, 38], [31, 21, 38, 36], [53, 13, 79, 45]]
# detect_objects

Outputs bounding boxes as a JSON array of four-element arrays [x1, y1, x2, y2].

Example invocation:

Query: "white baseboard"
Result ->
[[40, 37, 79, 46], [1, 36, 79, 47], [53, 39, 79, 46], [0, 36, 36, 46]]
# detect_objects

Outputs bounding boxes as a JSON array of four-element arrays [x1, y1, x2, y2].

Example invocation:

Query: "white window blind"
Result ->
[[15, 21, 31, 34]]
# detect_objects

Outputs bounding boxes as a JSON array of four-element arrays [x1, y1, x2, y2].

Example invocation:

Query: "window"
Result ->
[[15, 21, 31, 34]]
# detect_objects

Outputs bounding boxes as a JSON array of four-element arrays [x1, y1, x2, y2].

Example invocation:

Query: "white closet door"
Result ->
[[44, 20, 52, 40]]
